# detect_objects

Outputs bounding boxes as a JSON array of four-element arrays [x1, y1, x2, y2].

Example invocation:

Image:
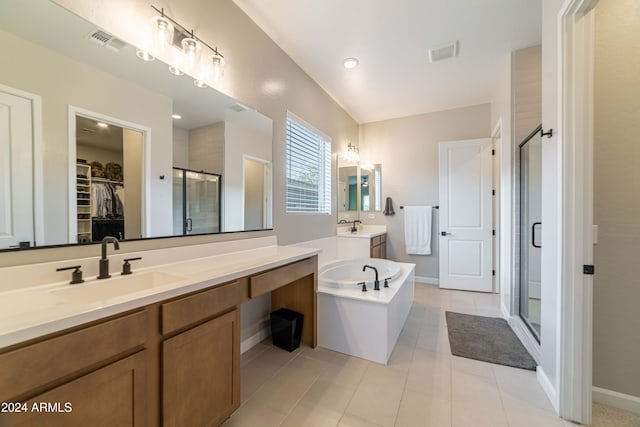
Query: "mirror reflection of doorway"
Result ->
[[243, 157, 272, 230], [74, 114, 144, 242], [519, 125, 543, 341]]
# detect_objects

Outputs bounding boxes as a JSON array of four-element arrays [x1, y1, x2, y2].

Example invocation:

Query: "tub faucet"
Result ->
[[98, 236, 120, 279], [362, 264, 380, 291], [351, 220, 362, 233]]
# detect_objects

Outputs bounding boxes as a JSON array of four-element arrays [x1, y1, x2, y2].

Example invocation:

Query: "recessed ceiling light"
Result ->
[[172, 114, 182, 119], [97, 122, 108, 128], [343, 57, 359, 69]]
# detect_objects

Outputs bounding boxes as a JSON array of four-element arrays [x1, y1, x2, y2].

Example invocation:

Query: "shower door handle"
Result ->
[[186, 218, 193, 233], [532, 222, 542, 248]]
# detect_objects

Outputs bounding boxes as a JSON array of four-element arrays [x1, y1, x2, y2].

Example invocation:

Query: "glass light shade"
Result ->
[[207, 54, 225, 82], [181, 37, 201, 71], [151, 15, 174, 51]]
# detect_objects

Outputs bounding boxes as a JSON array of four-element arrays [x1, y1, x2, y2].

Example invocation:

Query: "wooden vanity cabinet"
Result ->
[[0, 256, 318, 427], [0, 310, 150, 427], [160, 280, 242, 427], [370, 234, 387, 259]]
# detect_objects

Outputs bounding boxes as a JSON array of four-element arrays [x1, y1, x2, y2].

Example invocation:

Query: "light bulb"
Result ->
[[181, 37, 201, 71], [151, 15, 174, 52], [208, 54, 225, 82]]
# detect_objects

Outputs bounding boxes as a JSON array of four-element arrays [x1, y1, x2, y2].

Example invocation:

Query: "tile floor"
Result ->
[[223, 282, 639, 427]]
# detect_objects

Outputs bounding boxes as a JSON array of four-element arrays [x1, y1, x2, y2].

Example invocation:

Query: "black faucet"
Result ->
[[97, 236, 120, 279], [351, 220, 362, 233], [362, 264, 380, 291]]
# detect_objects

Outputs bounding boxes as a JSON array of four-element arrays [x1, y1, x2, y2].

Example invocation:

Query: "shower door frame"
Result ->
[[173, 167, 222, 236], [517, 125, 543, 343]]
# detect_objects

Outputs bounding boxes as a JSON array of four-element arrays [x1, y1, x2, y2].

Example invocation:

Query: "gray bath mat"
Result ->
[[445, 311, 537, 370]]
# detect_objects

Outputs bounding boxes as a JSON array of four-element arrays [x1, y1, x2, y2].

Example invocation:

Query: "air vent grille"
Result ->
[[428, 41, 459, 63], [87, 29, 126, 52]]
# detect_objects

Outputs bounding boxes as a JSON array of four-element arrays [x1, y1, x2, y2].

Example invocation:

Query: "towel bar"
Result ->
[[399, 205, 439, 209]]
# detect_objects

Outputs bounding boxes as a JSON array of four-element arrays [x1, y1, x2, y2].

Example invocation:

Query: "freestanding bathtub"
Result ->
[[317, 258, 415, 365]]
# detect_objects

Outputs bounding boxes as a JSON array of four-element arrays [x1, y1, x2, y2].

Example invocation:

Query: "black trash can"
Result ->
[[270, 308, 303, 352]]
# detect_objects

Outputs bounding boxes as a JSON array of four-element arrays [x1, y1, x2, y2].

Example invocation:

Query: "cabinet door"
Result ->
[[371, 244, 381, 259], [162, 309, 240, 427], [2, 351, 148, 427], [380, 241, 387, 259]]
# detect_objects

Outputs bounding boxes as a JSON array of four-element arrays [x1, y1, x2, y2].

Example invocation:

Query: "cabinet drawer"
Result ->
[[380, 233, 386, 244], [0, 309, 148, 401], [161, 280, 242, 335], [249, 257, 315, 298], [371, 236, 382, 247]]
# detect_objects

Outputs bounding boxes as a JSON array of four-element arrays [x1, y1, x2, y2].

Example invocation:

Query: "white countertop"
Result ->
[[0, 244, 320, 349], [336, 225, 387, 239]]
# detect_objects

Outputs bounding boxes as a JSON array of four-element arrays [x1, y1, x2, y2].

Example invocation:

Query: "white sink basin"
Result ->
[[52, 272, 186, 303]]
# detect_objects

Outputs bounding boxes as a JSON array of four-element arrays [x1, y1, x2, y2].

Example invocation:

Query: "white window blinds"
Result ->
[[286, 113, 331, 214]]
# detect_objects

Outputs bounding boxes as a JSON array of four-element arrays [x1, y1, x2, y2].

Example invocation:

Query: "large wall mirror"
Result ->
[[337, 156, 382, 223], [0, 0, 273, 251]]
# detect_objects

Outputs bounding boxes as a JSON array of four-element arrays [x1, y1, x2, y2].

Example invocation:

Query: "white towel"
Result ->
[[404, 206, 432, 255]]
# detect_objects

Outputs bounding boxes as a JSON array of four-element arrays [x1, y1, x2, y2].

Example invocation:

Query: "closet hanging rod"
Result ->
[[92, 177, 123, 184]]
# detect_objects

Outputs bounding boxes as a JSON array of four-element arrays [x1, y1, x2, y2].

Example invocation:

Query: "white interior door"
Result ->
[[439, 138, 493, 292], [0, 90, 34, 249]]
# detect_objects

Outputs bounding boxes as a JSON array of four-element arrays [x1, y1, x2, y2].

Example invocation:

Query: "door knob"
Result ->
[[441, 231, 450, 236]]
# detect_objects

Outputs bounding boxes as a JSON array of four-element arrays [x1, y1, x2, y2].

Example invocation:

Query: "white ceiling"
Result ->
[[232, 0, 541, 123]]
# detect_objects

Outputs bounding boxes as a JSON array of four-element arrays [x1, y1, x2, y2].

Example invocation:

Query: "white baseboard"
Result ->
[[537, 367, 560, 414], [501, 303, 510, 320], [593, 386, 640, 415], [415, 275, 439, 285], [240, 326, 270, 354], [508, 315, 541, 363]]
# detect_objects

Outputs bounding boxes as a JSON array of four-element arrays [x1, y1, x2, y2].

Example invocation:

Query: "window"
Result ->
[[285, 113, 332, 214]]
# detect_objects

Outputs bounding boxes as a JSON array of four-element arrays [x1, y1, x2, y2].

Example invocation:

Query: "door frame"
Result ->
[[558, 0, 598, 423], [68, 106, 151, 242], [0, 84, 44, 247]]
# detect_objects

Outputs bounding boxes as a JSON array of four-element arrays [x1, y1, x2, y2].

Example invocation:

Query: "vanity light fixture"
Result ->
[[339, 142, 360, 163], [142, 6, 226, 87], [343, 57, 359, 69], [97, 122, 108, 128]]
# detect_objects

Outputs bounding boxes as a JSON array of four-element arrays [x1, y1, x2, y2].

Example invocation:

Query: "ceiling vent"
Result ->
[[87, 29, 126, 52], [228, 102, 250, 113], [428, 41, 459, 63], [81, 127, 97, 135]]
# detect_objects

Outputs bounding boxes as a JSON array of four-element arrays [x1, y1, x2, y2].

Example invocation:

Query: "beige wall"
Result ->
[[513, 46, 542, 145], [593, 0, 640, 398], [189, 122, 225, 175], [359, 104, 491, 279]]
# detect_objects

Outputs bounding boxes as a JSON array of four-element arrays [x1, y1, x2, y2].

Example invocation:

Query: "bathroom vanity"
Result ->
[[337, 225, 387, 260], [0, 241, 318, 426]]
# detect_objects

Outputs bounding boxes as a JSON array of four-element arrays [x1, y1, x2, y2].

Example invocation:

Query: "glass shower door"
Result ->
[[519, 126, 542, 341], [172, 168, 221, 235]]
